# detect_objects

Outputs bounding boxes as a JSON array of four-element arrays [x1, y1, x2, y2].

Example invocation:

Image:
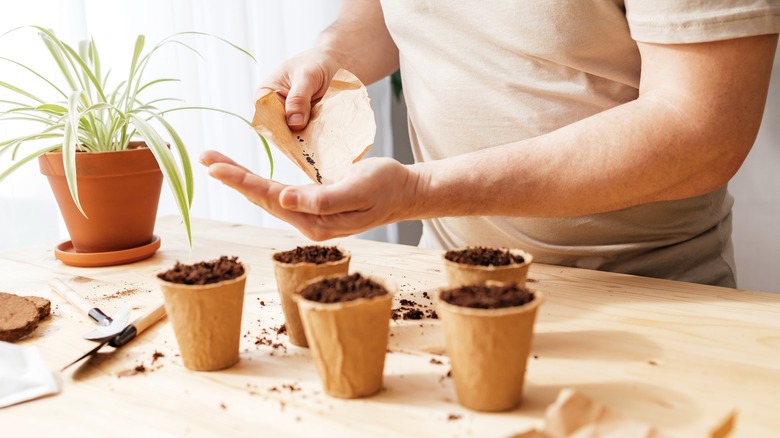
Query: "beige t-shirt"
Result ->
[[380, 1, 780, 287]]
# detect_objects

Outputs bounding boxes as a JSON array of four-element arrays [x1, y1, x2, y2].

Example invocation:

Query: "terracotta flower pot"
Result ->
[[437, 282, 543, 412], [37, 142, 163, 254], [443, 247, 534, 288]]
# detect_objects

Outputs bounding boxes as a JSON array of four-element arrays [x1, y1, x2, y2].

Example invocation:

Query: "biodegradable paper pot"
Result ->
[[437, 287, 543, 412], [158, 270, 247, 371], [294, 275, 394, 398], [272, 248, 351, 347], [443, 247, 534, 288]]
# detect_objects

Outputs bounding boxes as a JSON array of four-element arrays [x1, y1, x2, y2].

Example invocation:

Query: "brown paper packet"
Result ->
[[512, 389, 737, 438], [272, 248, 351, 347], [437, 285, 544, 412], [511, 388, 656, 438], [252, 69, 375, 184], [443, 248, 534, 288], [158, 270, 247, 371], [294, 274, 394, 398]]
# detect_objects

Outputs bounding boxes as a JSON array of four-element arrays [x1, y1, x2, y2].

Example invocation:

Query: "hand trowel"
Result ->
[[49, 278, 131, 342], [60, 303, 166, 371], [49, 278, 167, 370]]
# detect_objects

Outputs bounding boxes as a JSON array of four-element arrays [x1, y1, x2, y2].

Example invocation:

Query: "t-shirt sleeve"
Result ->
[[625, 0, 780, 43]]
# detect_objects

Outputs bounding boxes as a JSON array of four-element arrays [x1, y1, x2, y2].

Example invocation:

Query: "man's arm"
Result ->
[[412, 34, 778, 218], [203, 34, 777, 241], [317, 0, 399, 85]]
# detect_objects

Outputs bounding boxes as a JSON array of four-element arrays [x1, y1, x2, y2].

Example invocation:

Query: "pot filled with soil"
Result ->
[[294, 273, 394, 398], [443, 246, 533, 288], [437, 281, 543, 412], [272, 245, 350, 347], [157, 256, 247, 371]]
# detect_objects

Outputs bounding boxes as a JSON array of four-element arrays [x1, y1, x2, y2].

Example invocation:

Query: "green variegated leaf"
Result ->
[[162, 106, 274, 177], [0, 80, 47, 104], [142, 112, 194, 207], [33, 27, 78, 91], [62, 115, 85, 217], [35, 103, 68, 115], [0, 143, 61, 182], [137, 78, 180, 95], [130, 114, 192, 246]]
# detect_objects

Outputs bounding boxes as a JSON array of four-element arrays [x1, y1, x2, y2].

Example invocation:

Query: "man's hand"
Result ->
[[200, 150, 423, 241], [255, 49, 341, 131], [253, 0, 398, 132]]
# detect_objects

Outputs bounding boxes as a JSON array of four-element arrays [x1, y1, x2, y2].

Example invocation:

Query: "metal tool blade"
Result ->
[[61, 341, 109, 371], [82, 305, 132, 341]]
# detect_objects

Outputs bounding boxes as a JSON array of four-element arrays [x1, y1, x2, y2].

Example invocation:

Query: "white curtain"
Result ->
[[0, 0, 397, 251]]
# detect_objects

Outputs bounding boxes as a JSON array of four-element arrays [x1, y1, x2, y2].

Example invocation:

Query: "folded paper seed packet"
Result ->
[[252, 69, 375, 184]]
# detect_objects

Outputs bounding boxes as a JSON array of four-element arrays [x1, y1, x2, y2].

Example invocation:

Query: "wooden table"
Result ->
[[3, 216, 779, 437]]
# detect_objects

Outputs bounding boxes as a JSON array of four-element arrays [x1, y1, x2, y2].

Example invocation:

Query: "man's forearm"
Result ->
[[412, 98, 718, 219], [316, 0, 399, 85]]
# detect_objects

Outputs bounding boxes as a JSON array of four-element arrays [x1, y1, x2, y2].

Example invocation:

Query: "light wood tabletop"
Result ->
[[3, 216, 779, 437]]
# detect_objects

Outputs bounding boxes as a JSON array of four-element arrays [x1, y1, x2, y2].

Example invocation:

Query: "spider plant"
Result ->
[[0, 26, 273, 246]]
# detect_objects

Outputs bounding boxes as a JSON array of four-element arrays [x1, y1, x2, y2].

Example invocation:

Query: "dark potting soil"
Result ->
[[440, 283, 534, 309], [300, 273, 387, 303], [157, 256, 244, 285], [273, 245, 344, 264], [444, 246, 524, 266]]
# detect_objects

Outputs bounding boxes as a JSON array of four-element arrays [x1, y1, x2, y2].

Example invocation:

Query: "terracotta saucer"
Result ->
[[55, 235, 161, 267]]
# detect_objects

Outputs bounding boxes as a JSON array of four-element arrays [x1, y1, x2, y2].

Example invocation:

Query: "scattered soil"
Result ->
[[269, 382, 302, 393], [444, 247, 524, 266], [391, 297, 438, 321], [273, 245, 344, 264], [0, 292, 41, 342], [100, 288, 143, 301], [252, 325, 288, 354], [117, 363, 148, 378], [440, 283, 534, 309], [301, 148, 322, 184], [300, 273, 387, 303], [157, 256, 244, 285], [151, 351, 165, 364]]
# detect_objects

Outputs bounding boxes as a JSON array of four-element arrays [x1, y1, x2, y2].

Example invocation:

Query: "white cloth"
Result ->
[[0, 341, 60, 408]]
